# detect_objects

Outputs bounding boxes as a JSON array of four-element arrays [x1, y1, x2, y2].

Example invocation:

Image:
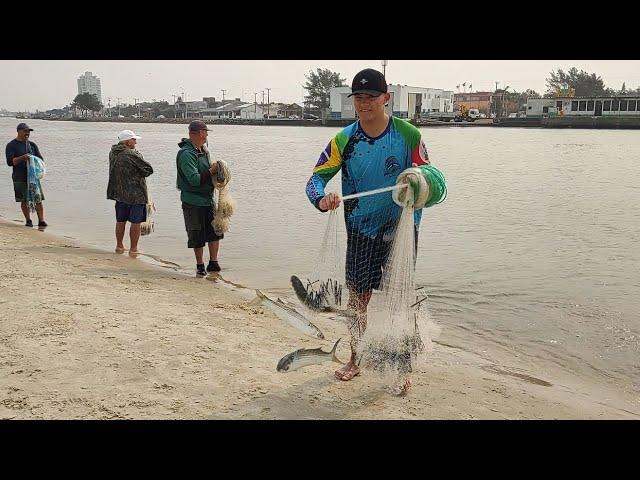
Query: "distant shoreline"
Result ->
[[8, 115, 640, 129]]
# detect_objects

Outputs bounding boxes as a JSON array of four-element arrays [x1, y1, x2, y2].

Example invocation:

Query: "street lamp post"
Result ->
[[266, 88, 271, 119], [381, 60, 388, 78]]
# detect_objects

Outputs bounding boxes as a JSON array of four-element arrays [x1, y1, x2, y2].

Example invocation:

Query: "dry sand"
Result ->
[[1, 217, 638, 419]]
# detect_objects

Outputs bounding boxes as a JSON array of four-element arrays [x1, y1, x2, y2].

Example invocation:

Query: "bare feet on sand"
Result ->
[[128, 249, 142, 257], [115, 246, 126, 254], [335, 362, 360, 381]]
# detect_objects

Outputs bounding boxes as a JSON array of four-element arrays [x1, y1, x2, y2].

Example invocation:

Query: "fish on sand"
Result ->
[[254, 289, 325, 339], [277, 338, 343, 372]]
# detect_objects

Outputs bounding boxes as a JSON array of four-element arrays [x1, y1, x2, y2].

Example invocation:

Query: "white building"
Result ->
[[526, 96, 640, 117], [77, 71, 102, 103], [201, 101, 264, 119], [330, 84, 454, 120]]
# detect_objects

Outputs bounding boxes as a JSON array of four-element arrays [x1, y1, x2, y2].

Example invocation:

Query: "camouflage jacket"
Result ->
[[107, 143, 153, 205]]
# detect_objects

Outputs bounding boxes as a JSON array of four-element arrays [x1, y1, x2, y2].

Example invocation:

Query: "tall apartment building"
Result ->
[[77, 71, 102, 102]]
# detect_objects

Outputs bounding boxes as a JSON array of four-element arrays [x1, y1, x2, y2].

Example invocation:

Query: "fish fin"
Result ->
[[291, 275, 325, 311], [331, 338, 343, 364]]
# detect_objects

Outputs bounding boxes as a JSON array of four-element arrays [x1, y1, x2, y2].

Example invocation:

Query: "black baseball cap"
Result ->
[[17, 123, 33, 131], [188, 120, 211, 132], [348, 68, 388, 97]]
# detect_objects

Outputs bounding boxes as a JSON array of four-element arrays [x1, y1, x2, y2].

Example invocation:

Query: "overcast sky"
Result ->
[[1, 60, 639, 111]]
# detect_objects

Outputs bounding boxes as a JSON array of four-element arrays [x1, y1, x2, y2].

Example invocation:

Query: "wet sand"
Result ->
[[1, 217, 638, 419]]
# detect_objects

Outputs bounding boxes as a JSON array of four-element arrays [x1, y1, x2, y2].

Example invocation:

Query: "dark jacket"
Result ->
[[6, 139, 43, 182], [107, 143, 153, 205]]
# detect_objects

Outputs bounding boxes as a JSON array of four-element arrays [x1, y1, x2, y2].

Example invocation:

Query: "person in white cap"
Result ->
[[107, 129, 153, 255]]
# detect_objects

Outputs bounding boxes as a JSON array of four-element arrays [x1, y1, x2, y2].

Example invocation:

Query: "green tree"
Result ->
[[303, 68, 347, 117], [544, 67, 608, 97], [72, 93, 102, 117]]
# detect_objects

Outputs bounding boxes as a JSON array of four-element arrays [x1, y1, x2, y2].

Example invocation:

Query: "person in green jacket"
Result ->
[[176, 120, 224, 277]]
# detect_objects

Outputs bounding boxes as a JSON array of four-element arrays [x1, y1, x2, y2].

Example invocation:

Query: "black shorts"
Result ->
[[345, 226, 418, 294], [182, 202, 223, 249]]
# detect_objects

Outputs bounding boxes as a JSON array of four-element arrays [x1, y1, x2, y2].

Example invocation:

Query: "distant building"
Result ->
[[174, 99, 208, 118], [330, 84, 454, 120], [454, 92, 495, 116], [526, 96, 640, 117], [77, 71, 102, 103], [201, 100, 264, 119]]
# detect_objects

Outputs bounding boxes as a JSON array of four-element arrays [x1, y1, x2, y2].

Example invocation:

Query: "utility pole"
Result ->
[[381, 60, 388, 78], [266, 88, 271, 119], [133, 97, 138, 118], [116, 97, 121, 117], [254, 92, 257, 115]]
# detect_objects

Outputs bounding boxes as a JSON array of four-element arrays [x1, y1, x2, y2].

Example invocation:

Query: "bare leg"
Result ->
[[207, 240, 219, 261], [335, 289, 372, 381], [34, 203, 45, 223], [20, 202, 31, 222], [193, 247, 204, 264], [129, 223, 142, 254], [115, 222, 126, 253]]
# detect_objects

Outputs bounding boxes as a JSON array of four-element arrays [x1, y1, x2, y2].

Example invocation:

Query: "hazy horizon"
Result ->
[[1, 60, 639, 112]]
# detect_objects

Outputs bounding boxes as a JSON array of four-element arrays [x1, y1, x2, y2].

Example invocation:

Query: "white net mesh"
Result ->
[[294, 182, 435, 391]]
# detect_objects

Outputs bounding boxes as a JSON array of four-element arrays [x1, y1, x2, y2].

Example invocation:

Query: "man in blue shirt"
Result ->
[[306, 69, 430, 394], [5, 123, 47, 227]]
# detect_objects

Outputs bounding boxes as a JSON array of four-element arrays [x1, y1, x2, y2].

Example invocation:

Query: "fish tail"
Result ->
[[331, 338, 344, 364]]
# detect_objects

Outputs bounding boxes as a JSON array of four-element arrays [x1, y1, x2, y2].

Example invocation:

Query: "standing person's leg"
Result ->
[[182, 202, 207, 276], [15, 181, 31, 225], [193, 247, 204, 264], [205, 206, 223, 272], [335, 230, 377, 381], [208, 241, 219, 262], [20, 202, 31, 225], [115, 222, 126, 252], [114, 201, 128, 253], [34, 202, 45, 225], [129, 223, 141, 254], [128, 204, 146, 255]]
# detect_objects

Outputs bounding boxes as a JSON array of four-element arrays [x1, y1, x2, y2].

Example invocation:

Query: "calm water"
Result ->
[[2, 117, 639, 397]]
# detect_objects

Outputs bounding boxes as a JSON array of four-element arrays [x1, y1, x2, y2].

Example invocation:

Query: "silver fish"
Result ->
[[255, 289, 325, 339], [277, 338, 343, 372]]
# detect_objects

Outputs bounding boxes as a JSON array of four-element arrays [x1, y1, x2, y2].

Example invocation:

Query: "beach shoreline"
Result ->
[[1, 217, 638, 419]]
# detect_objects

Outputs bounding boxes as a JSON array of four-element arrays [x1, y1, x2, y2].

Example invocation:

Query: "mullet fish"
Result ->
[[277, 338, 343, 372], [255, 289, 325, 339]]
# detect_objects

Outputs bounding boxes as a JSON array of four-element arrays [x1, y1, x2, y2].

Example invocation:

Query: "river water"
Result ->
[[2, 117, 638, 401]]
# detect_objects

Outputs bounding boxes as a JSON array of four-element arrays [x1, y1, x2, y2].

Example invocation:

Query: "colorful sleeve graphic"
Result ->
[[305, 132, 347, 209], [412, 137, 430, 166], [393, 117, 430, 166]]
